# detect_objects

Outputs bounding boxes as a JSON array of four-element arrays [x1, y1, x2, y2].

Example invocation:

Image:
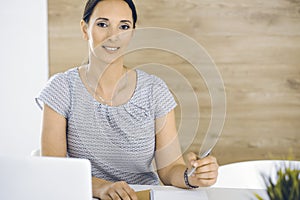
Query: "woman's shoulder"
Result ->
[[47, 67, 78, 84], [41, 67, 79, 95], [51, 67, 77, 78]]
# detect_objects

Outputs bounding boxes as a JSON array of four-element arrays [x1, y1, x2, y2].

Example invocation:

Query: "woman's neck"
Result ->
[[87, 56, 125, 89], [84, 55, 129, 106], [81, 55, 136, 106]]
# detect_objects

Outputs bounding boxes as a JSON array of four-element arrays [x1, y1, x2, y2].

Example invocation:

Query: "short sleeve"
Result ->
[[35, 72, 71, 118], [152, 76, 177, 118]]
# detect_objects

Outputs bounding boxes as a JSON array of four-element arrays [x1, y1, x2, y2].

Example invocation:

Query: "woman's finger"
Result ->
[[185, 152, 198, 168], [194, 171, 218, 179], [115, 188, 131, 200], [196, 155, 217, 165], [122, 184, 138, 200], [194, 162, 219, 174], [108, 191, 121, 200]]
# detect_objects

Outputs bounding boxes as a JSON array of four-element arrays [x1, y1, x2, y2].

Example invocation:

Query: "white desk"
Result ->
[[130, 185, 268, 200], [92, 160, 300, 199], [129, 160, 300, 199]]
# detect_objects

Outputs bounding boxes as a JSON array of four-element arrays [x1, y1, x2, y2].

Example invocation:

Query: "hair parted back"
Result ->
[[82, 0, 137, 28]]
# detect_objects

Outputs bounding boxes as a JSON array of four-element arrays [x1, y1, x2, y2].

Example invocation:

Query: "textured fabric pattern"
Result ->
[[36, 67, 177, 185]]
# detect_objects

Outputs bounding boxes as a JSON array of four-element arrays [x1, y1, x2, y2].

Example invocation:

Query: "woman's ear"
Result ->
[[80, 20, 89, 40]]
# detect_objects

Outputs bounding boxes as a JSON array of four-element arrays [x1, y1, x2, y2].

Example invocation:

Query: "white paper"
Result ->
[[149, 186, 208, 200]]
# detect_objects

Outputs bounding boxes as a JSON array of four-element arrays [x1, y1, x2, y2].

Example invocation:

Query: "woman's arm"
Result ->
[[41, 104, 67, 157], [155, 109, 219, 188], [41, 104, 137, 200]]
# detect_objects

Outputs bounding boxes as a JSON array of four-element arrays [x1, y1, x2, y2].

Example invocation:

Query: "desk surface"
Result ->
[[91, 185, 268, 200], [130, 185, 268, 200]]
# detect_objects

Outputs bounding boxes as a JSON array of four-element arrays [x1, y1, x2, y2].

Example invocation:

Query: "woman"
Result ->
[[36, 0, 219, 199]]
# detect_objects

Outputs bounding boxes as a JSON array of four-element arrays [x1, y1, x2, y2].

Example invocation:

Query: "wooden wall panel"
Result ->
[[48, 0, 300, 165]]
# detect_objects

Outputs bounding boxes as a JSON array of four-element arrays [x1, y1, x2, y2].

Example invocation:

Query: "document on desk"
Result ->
[[151, 187, 208, 200], [134, 185, 208, 200]]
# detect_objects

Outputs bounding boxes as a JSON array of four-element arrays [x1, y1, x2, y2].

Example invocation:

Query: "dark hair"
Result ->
[[82, 0, 137, 28]]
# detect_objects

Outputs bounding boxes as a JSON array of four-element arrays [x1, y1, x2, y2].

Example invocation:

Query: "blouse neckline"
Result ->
[[75, 67, 140, 108]]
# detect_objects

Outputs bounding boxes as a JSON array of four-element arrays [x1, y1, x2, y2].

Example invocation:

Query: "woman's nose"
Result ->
[[107, 27, 120, 42]]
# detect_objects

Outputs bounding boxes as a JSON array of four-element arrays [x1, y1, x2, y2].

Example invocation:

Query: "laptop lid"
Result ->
[[0, 156, 92, 200]]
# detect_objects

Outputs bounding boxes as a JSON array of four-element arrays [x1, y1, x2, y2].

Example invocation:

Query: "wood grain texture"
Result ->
[[48, 0, 300, 165]]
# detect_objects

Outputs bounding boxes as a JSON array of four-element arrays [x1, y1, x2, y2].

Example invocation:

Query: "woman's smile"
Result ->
[[102, 45, 120, 53]]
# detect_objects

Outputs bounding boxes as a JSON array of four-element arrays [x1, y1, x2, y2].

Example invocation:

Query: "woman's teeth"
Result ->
[[103, 46, 119, 51]]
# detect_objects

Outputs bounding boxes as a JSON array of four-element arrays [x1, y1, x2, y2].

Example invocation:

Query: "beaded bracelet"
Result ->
[[184, 168, 199, 189]]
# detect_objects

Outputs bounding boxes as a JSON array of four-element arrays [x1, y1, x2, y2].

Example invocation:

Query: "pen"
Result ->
[[187, 148, 212, 177]]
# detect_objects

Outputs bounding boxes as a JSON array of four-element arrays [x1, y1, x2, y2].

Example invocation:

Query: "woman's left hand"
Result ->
[[186, 152, 219, 187]]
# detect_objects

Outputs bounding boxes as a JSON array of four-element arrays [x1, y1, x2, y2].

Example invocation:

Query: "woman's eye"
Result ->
[[120, 24, 130, 30], [97, 22, 108, 28]]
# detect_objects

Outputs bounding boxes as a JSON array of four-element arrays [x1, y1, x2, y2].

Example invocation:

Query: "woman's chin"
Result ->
[[92, 48, 119, 61]]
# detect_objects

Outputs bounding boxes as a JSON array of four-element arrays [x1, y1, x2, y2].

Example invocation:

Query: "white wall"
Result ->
[[0, 0, 48, 156]]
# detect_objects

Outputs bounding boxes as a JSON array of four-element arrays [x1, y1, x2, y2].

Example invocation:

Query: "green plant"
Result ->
[[255, 165, 300, 200]]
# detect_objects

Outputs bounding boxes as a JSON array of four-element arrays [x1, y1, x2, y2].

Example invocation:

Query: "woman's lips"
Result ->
[[102, 46, 120, 53]]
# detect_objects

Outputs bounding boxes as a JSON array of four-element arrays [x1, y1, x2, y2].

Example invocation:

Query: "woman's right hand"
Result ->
[[93, 180, 138, 200]]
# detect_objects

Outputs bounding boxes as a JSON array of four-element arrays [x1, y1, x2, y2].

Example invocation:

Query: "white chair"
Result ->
[[213, 160, 300, 189]]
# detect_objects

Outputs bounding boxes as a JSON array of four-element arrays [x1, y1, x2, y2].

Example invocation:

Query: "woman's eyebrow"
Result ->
[[96, 17, 109, 21], [95, 17, 132, 24], [120, 20, 132, 24]]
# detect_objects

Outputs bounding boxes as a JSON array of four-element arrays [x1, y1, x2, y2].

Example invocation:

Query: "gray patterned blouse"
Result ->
[[36, 67, 177, 185]]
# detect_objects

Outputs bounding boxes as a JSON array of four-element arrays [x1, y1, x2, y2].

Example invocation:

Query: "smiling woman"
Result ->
[[47, 1, 300, 197], [36, 0, 219, 200]]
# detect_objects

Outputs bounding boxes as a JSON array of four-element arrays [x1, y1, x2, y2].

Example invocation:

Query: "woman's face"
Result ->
[[82, 0, 134, 64]]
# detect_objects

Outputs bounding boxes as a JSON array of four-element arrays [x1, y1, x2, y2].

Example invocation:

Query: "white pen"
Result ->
[[187, 148, 212, 177]]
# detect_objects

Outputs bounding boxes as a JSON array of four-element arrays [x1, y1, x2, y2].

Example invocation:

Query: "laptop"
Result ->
[[0, 156, 93, 200]]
